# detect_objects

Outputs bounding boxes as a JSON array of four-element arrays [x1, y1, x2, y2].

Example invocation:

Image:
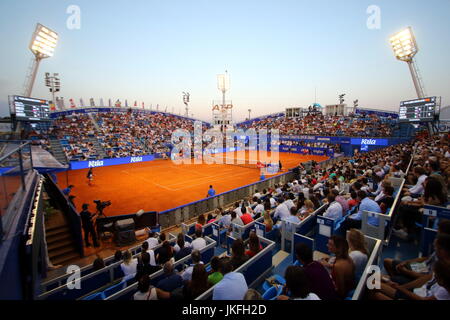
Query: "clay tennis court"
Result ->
[[56, 151, 328, 217]]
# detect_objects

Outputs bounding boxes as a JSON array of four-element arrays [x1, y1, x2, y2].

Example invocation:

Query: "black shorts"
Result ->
[[390, 260, 414, 285], [394, 288, 412, 300]]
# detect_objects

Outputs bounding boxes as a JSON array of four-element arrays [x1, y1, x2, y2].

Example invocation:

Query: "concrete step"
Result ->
[[47, 232, 73, 245], [51, 252, 80, 266], [46, 226, 71, 238], [48, 244, 78, 258]]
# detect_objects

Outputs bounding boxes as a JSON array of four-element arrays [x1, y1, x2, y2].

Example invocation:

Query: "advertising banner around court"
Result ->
[[279, 145, 334, 157], [350, 138, 388, 146], [69, 154, 156, 170]]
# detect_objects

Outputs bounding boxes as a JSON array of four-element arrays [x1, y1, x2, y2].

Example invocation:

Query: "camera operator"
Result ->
[[94, 200, 111, 218], [80, 203, 100, 248]]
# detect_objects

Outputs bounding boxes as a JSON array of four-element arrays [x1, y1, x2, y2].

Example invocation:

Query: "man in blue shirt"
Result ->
[[342, 190, 382, 231], [63, 185, 74, 196], [156, 261, 183, 294], [212, 257, 248, 300], [207, 185, 216, 197]]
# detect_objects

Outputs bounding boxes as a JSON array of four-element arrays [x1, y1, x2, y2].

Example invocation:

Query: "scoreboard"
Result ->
[[10, 96, 50, 122], [399, 97, 436, 123]]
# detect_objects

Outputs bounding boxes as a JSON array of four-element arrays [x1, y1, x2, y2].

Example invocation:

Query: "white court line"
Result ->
[[168, 170, 260, 191], [163, 168, 237, 188], [121, 170, 176, 192]]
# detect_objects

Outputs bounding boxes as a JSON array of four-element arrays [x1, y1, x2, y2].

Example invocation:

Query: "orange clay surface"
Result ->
[[56, 151, 328, 216]]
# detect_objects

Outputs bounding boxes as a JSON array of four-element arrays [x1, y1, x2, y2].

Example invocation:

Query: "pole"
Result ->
[[51, 76, 56, 105], [407, 60, 425, 99], [24, 56, 42, 97], [222, 90, 226, 129]]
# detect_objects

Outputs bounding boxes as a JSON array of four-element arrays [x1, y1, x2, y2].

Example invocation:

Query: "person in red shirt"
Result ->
[[347, 191, 360, 210], [239, 206, 254, 225], [245, 231, 263, 258], [195, 214, 206, 232]]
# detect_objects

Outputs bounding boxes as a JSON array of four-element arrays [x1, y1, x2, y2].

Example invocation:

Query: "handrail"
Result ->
[[351, 237, 383, 300], [39, 235, 179, 298], [195, 235, 275, 300], [0, 141, 31, 162], [40, 233, 175, 291], [106, 236, 217, 300]]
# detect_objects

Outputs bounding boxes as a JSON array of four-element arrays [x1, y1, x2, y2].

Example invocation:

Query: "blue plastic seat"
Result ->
[[262, 274, 286, 292], [262, 285, 283, 300], [82, 291, 105, 300], [345, 289, 356, 300], [103, 280, 126, 298]]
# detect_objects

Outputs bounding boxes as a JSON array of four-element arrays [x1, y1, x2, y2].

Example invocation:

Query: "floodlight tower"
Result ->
[[182, 92, 190, 117], [45, 72, 61, 105], [389, 27, 425, 99], [24, 23, 58, 97], [217, 71, 230, 129]]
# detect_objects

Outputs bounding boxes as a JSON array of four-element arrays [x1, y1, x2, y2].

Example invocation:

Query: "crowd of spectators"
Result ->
[[50, 113, 99, 160], [48, 110, 206, 161], [82, 132, 450, 301], [238, 113, 395, 137]]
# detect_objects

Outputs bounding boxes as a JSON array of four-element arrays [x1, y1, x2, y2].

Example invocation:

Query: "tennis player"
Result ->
[[87, 168, 94, 186]]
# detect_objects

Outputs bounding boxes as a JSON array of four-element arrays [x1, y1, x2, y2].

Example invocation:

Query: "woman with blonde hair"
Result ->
[[346, 229, 368, 281], [300, 200, 315, 219], [263, 203, 274, 232], [120, 249, 138, 280]]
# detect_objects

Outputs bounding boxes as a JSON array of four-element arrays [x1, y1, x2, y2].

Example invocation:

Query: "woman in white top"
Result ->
[[120, 250, 138, 280], [173, 232, 191, 253], [347, 229, 368, 281], [133, 275, 158, 300], [277, 266, 321, 300]]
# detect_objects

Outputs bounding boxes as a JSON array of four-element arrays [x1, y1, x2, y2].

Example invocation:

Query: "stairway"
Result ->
[[86, 113, 108, 158], [48, 138, 68, 164], [45, 208, 81, 266], [87, 137, 107, 159]]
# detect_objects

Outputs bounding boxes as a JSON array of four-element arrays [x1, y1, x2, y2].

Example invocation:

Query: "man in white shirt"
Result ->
[[268, 195, 277, 208], [219, 212, 232, 229], [406, 167, 428, 196], [302, 186, 310, 200], [191, 229, 207, 251], [181, 250, 203, 282], [233, 202, 243, 217], [444, 146, 450, 158], [292, 181, 302, 194], [145, 231, 160, 249], [253, 190, 262, 199], [313, 182, 323, 192], [284, 194, 296, 211], [274, 199, 290, 221], [253, 199, 264, 217], [323, 194, 343, 220]]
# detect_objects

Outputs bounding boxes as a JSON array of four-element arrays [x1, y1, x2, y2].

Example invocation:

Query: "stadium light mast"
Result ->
[[248, 108, 251, 120], [217, 71, 230, 129], [353, 99, 359, 113], [389, 27, 425, 99], [24, 23, 59, 97], [182, 92, 190, 117], [45, 72, 61, 107]]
